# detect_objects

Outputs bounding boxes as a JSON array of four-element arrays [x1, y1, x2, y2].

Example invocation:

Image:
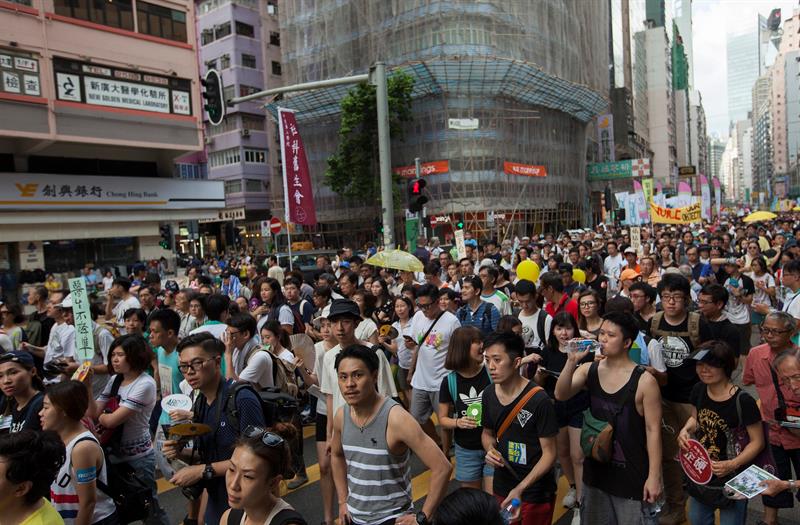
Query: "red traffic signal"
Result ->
[[407, 178, 428, 213]]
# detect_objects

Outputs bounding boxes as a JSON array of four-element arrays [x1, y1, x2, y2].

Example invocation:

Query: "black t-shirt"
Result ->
[[9, 391, 44, 433], [689, 384, 761, 486], [439, 369, 493, 450], [586, 275, 609, 313], [482, 382, 558, 503], [655, 314, 712, 403], [706, 318, 743, 357], [538, 345, 593, 396]]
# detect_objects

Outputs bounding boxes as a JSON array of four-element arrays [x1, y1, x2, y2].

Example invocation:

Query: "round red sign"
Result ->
[[269, 217, 282, 234], [680, 439, 713, 485]]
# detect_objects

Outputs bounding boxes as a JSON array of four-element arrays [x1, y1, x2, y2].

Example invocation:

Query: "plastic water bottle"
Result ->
[[643, 491, 665, 523], [500, 498, 520, 524]]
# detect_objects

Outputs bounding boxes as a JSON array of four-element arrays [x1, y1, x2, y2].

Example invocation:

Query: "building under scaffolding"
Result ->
[[274, 0, 610, 246]]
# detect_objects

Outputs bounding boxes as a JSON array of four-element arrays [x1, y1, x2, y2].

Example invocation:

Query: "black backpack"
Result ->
[[192, 381, 298, 433], [227, 507, 306, 525]]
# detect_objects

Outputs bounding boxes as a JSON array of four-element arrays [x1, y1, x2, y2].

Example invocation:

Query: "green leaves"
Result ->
[[324, 71, 415, 202]]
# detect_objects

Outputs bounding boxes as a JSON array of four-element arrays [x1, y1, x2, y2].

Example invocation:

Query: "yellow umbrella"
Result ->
[[743, 211, 777, 223], [366, 249, 424, 272], [793, 206, 800, 212]]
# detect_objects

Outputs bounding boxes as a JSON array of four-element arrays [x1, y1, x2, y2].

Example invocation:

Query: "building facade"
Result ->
[[643, 25, 677, 185], [0, 0, 222, 273], [276, 1, 610, 244], [727, 28, 760, 124]]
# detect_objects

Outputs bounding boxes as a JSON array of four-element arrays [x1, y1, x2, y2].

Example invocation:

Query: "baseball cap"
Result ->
[[0, 351, 35, 367], [57, 293, 73, 308], [623, 247, 637, 255], [688, 348, 726, 369], [620, 268, 641, 281], [327, 299, 362, 321]]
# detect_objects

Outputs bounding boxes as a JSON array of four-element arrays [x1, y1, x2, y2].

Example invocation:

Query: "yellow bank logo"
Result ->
[[15, 183, 38, 197]]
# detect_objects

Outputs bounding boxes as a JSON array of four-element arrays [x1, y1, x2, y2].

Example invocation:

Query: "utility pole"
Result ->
[[227, 63, 396, 249], [415, 157, 424, 239]]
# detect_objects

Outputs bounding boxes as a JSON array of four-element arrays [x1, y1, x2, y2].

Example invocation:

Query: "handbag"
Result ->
[[97, 375, 124, 450], [580, 364, 643, 463]]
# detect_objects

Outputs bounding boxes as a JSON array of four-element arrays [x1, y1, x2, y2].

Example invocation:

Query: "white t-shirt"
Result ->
[[518, 309, 552, 351], [256, 304, 295, 334], [45, 322, 76, 364], [319, 342, 398, 419], [646, 339, 668, 373], [112, 296, 141, 333], [354, 318, 378, 342], [409, 310, 461, 392], [91, 322, 115, 395], [481, 290, 512, 316], [189, 321, 229, 340], [604, 253, 625, 292], [313, 341, 331, 415], [393, 319, 414, 369], [99, 373, 156, 461], [747, 272, 775, 307], [232, 339, 274, 389]]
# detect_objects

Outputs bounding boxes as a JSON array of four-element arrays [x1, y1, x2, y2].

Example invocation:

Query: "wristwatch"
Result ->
[[202, 463, 215, 481], [415, 511, 429, 525]]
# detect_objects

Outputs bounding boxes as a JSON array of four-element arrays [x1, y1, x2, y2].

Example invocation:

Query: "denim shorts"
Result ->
[[454, 444, 494, 482]]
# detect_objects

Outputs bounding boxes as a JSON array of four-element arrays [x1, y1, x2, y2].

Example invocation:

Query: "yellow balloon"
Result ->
[[516, 260, 540, 282], [572, 268, 586, 284]]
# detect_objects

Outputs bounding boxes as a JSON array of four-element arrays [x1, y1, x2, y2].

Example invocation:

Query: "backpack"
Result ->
[[649, 311, 701, 349], [457, 303, 494, 335], [267, 351, 300, 398], [534, 309, 547, 351], [447, 369, 492, 418], [227, 507, 306, 525], [72, 436, 153, 524]]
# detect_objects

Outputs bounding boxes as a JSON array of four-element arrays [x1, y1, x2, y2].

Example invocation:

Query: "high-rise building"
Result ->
[[707, 136, 725, 180], [643, 25, 677, 185], [727, 29, 760, 124], [277, 1, 610, 242], [770, 10, 800, 177], [0, 0, 222, 272], [194, 0, 282, 248], [752, 74, 772, 199], [673, 0, 694, 87]]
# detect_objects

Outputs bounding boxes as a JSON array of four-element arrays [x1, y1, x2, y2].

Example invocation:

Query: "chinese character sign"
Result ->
[[596, 114, 615, 162], [68, 277, 95, 362], [680, 439, 713, 485], [650, 201, 702, 224], [278, 108, 317, 226]]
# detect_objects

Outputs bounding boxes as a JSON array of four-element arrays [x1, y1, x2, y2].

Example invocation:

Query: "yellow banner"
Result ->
[[649, 201, 702, 224]]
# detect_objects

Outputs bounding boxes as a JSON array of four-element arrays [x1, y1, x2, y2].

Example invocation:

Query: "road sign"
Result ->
[[260, 220, 271, 238], [269, 217, 282, 234]]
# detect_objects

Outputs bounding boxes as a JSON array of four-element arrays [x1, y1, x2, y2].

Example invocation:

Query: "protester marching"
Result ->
[[4, 216, 800, 525]]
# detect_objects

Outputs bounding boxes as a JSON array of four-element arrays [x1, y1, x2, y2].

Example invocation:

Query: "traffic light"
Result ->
[[201, 69, 226, 126], [407, 177, 428, 213], [159, 224, 172, 250], [455, 216, 464, 230]]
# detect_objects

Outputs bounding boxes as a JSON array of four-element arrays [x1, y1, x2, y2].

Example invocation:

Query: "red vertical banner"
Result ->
[[278, 108, 317, 225]]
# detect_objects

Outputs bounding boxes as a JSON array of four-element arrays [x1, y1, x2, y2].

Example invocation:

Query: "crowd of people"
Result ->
[[1, 218, 800, 525]]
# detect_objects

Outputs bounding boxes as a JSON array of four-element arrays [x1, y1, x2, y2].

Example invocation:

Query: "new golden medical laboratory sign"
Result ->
[[650, 201, 702, 224], [2, 174, 224, 210]]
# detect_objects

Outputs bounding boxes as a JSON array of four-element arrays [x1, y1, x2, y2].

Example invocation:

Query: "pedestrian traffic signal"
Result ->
[[408, 177, 428, 213], [456, 217, 464, 229], [201, 69, 226, 126], [159, 224, 172, 250]]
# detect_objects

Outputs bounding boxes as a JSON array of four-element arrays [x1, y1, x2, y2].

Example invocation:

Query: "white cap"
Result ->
[[57, 293, 73, 308]]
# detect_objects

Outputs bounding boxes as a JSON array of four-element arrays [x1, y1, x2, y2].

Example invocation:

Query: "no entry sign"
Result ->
[[680, 439, 713, 485], [269, 217, 282, 234]]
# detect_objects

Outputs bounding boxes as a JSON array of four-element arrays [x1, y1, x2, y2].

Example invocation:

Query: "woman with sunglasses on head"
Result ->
[[0, 351, 44, 433], [221, 423, 307, 525]]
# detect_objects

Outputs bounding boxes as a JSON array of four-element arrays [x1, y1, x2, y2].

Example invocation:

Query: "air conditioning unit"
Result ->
[[204, 136, 214, 145], [240, 129, 250, 138]]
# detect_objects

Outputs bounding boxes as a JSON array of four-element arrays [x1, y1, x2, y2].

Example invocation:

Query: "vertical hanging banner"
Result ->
[[699, 174, 712, 221], [712, 177, 721, 218], [641, 178, 654, 204], [278, 108, 317, 225], [68, 277, 95, 363], [675, 181, 693, 208], [633, 180, 649, 224], [596, 114, 615, 162]]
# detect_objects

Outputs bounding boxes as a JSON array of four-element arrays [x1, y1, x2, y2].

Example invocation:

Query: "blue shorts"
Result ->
[[454, 444, 494, 482]]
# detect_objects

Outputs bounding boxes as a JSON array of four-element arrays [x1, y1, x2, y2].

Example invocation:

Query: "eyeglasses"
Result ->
[[243, 426, 285, 447], [696, 299, 714, 305], [783, 374, 800, 383], [760, 327, 793, 336], [227, 330, 242, 337], [177, 357, 216, 373], [629, 294, 646, 300], [579, 301, 596, 308], [661, 294, 685, 303], [416, 301, 433, 311]]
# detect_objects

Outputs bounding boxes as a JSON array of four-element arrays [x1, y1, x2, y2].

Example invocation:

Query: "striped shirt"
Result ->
[[342, 398, 412, 525]]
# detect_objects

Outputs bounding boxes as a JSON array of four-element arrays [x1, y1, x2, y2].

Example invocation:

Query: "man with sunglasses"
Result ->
[[744, 312, 800, 525], [408, 284, 461, 451], [162, 332, 265, 525]]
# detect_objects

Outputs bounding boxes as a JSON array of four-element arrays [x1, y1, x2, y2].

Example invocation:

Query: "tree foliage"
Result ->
[[324, 71, 415, 202]]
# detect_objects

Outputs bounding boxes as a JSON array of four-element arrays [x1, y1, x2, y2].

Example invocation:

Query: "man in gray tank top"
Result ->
[[330, 344, 452, 525]]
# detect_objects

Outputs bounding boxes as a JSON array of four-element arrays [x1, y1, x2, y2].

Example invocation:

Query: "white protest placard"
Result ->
[[455, 229, 467, 260], [68, 277, 95, 362]]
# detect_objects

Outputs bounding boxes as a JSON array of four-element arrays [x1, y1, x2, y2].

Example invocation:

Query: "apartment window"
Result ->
[[201, 29, 214, 45], [244, 179, 263, 192], [8, 0, 32, 5], [224, 180, 242, 194], [239, 84, 260, 97], [137, 1, 186, 42], [206, 116, 238, 135], [244, 149, 266, 163], [215, 21, 231, 39], [222, 85, 235, 103], [210, 148, 241, 168], [54, 0, 134, 31], [271, 61, 281, 75], [267, 1, 276, 15], [175, 163, 207, 180], [235, 21, 254, 37], [219, 54, 230, 69], [269, 31, 280, 46], [241, 53, 257, 69], [241, 114, 265, 131]]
